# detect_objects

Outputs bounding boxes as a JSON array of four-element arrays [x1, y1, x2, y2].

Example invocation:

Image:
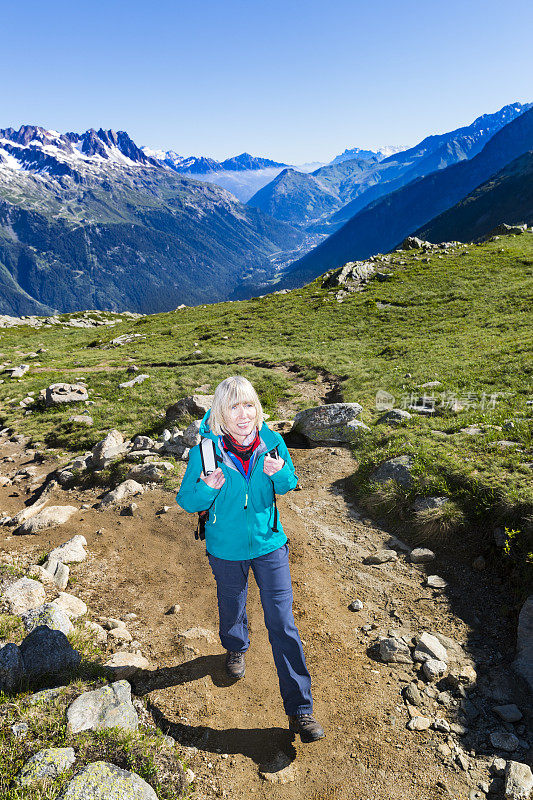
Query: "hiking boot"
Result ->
[[288, 714, 325, 742], [225, 650, 245, 680]]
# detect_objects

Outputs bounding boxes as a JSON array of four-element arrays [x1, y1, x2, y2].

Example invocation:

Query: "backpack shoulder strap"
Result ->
[[199, 436, 218, 475]]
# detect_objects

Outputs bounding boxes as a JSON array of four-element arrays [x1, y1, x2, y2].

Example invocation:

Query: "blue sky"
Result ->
[[3, 0, 532, 163]]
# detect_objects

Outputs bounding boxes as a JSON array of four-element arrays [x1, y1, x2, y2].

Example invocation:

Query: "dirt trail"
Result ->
[[0, 434, 531, 800]]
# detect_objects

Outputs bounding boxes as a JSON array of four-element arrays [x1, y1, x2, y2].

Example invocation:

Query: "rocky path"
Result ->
[[1, 433, 532, 800]]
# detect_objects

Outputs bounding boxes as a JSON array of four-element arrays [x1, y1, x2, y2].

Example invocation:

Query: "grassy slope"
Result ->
[[1, 233, 532, 584]]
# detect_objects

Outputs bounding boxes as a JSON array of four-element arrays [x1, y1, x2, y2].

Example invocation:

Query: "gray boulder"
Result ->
[[98, 480, 144, 508], [57, 762, 158, 799], [91, 429, 126, 469], [14, 505, 78, 535], [43, 557, 69, 590], [400, 236, 426, 250], [127, 461, 173, 484], [378, 637, 412, 664], [369, 455, 414, 488], [413, 632, 448, 663], [119, 374, 150, 389], [412, 496, 448, 513], [44, 383, 88, 406], [51, 592, 87, 619], [512, 595, 533, 694], [67, 680, 138, 733], [21, 603, 74, 636], [19, 626, 81, 681], [505, 761, 533, 800], [49, 535, 87, 564], [182, 420, 202, 448], [2, 577, 45, 614], [0, 643, 26, 692], [166, 394, 213, 422], [363, 550, 398, 565], [16, 747, 76, 785], [377, 409, 412, 425], [292, 402, 364, 444], [132, 435, 156, 451], [490, 731, 519, 752]]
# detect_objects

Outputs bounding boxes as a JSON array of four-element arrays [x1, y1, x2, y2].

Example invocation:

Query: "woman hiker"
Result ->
[[175, 375, 325, 743]]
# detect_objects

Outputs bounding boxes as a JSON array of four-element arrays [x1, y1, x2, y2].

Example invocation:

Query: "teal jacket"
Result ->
[[175, 411, 298, 560]]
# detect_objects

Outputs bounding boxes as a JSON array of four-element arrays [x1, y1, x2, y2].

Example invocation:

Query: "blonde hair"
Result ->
[[209, 376, 264, 436]]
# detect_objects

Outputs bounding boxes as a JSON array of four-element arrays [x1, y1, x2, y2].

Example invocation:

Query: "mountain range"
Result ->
[[0, 126, 306, 315], [1, 102, 532, 317], [272, 106, 533, 290], [247, 103, 531, 232]]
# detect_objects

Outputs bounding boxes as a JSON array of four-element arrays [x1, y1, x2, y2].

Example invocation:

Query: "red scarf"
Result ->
[[221, 429, 260, 477]]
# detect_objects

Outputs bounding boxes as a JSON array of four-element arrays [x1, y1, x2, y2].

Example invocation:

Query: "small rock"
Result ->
[[42, 557, 69, 590], [98, 480, 144, 508], [259, 751, 297, 783], [84, 620, 107, 644], [49, 535, 87, 563], [348, 599, 364, 612], [378, 636, 413, 664], [91, 429, 126, 469], [407, 716, 431, 731], [11, 722, 29, 738], [166, 604, 181, 614], [51, 592, 87, 619], [369, 455, 414, 488], [119, 374, 150, 389], [363, 550, 398, 565], [403, 683, 423, 706], [410, 548, 436, 563], [413, 632, 448, 663], [179, 627, 217, 644], [108, 627, 133, 643], [16, 747, 76, 785], [422, 659, 448, 681], [122, 502, 138, 515], [426, 575, 448, 589], [104, 652, 151, 680], [491, 757, 507, 776], [102, 618, 127, 630], [3, 577, 46, 614], [21, 603, 73, 636], [472, 556, 486, 571], [493, 705, 523, 724], [68, 415, 93, 425], [432, 718, 451, 732], [490, 731, 520, 752], [67, 680, 138, 733], [26, 686, 64, 705], [15, 506, 78, 535], [505, 760, 533, 800], [450, 722, 468, 736], [57, 761, 158, 800], [445, 664, 477, 688]]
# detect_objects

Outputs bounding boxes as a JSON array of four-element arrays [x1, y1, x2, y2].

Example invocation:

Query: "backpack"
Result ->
[[195, 437, 279, 540]]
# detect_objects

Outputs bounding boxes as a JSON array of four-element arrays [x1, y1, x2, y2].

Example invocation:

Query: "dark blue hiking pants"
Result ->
[[207, 542, 313, 716]]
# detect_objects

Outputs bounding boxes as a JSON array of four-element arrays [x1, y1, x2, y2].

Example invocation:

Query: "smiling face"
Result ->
[[223, 401, 257, 443]]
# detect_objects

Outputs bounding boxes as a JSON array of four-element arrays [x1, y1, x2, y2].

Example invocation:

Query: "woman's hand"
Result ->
[[263, 454, 285, 476], [200, 467, 225, 489]]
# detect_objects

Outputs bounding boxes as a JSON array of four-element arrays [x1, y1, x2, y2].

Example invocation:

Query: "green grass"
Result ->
[[1, 233, 532, 594], [0, 617, 188, 799]]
